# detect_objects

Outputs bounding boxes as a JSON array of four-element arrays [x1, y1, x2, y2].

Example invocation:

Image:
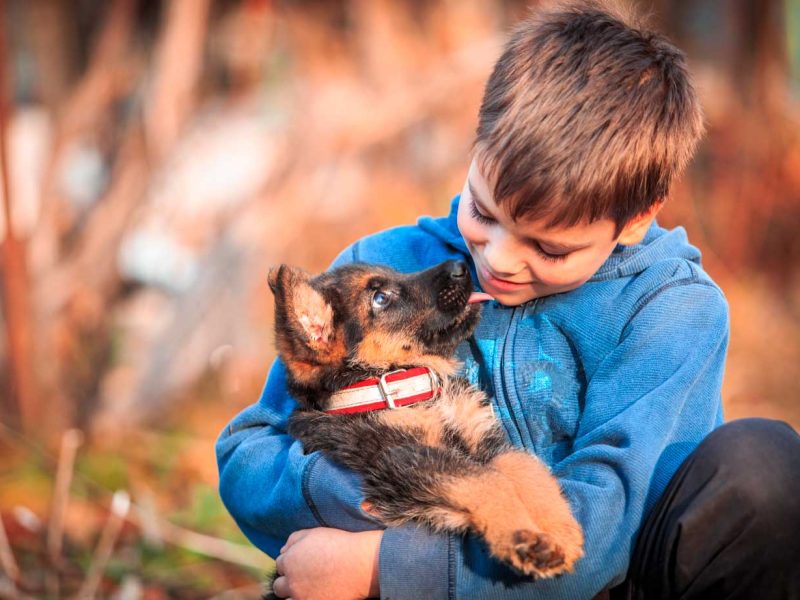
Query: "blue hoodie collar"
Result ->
[[417, 195, 702, 281]]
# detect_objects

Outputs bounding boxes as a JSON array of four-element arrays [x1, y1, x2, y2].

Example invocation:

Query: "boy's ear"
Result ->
[[268, 265, 335, 350], [617, 201, 664, 246]]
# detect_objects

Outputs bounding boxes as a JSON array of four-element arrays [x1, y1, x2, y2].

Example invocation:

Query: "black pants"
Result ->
[[610, 418, 800, 600]]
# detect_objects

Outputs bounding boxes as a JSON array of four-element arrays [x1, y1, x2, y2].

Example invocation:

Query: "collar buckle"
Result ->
[[378, 369, 405, 409]]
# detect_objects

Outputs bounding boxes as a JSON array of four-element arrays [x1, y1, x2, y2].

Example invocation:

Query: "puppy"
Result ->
[[265, 260, 583, 596]]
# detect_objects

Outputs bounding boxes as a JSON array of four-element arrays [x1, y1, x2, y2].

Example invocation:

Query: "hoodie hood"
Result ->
[[417, 195, 471, 255], [417, 195, 702, 282]]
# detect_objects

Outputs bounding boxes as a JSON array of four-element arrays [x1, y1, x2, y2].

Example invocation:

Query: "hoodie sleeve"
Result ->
[[378, 281, 729, 600], [216, 242, 384, 557]]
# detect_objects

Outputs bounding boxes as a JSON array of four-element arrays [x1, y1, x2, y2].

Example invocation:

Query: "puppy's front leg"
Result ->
[[433, 384, 583, 576], [489, 451, 584, 576], [361, 444, 568, 578]]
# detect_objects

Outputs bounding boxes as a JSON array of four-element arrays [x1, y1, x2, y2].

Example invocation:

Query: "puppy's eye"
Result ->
[[371, 291, 392, 310]]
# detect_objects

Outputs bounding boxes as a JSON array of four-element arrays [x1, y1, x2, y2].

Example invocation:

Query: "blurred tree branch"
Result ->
[[145, 0, 212, 158], [0, 0, 39, 433], [5, 0, 213, 433], [27, 0, 142, 433]]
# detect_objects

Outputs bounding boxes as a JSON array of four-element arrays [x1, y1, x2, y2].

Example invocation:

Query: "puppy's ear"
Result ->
[[267, 266, 282, 295], [268, 265, 336, 353]]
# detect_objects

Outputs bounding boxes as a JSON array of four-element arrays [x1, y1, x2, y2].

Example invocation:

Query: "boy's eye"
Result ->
[[371, 291, 392, 310], [469, 198, 496, 225], [468, 194, 570, 263], [535, 243, 570, 263]]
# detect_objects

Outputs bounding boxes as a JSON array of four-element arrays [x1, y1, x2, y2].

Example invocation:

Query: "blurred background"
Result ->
[[0, 0, 798, 597]]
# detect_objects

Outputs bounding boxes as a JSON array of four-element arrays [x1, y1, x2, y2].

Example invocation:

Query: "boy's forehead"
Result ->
[[468, 156, 491, 192], [467, 156, 503, 211], [470, 149, 499, 185]]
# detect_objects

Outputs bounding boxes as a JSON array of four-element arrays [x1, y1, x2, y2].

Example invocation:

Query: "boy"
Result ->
[[217, 1, 800, 599]]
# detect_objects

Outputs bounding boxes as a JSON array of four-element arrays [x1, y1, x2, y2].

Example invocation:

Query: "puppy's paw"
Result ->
[[489, 452, 584, 574], [498, 529, 572, 578], [523, 503, 584, 575]]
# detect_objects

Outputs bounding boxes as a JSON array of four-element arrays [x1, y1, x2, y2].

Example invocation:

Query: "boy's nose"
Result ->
[[483, 236, 524, 277]]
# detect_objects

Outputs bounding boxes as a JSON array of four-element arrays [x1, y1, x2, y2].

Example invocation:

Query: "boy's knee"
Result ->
[[700, 418, 799, 468], [696, 418, 800, 536]]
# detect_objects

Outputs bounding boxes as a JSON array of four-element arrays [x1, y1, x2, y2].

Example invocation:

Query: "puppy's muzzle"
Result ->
[[436, 261, 471, 313]]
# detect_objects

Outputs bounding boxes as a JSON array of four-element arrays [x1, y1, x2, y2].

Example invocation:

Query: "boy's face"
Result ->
[[457, 158, 651, 306]]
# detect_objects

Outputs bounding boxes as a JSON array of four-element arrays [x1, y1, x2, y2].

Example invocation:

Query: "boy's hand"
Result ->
[[272, 528, 383, 600]]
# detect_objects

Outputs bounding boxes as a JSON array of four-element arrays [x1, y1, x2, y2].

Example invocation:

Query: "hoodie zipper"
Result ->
[[495, 301, 537, 448]]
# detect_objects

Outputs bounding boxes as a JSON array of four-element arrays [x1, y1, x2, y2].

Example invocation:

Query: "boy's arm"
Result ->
[[216, 243, 383, 557], [378, 281, 729, 600]]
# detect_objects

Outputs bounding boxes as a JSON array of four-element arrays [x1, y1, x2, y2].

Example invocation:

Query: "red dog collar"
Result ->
[[326, 367, 441, 415]]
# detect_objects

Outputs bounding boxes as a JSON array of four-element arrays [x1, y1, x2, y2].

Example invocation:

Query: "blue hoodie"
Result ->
[[216, 196, 728, 599]]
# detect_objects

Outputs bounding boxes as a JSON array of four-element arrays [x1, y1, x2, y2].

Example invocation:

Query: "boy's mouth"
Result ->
[[480, 268, 532, 292]]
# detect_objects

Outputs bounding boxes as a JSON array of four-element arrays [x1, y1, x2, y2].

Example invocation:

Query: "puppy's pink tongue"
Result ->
[[468, 292, 494, 304]]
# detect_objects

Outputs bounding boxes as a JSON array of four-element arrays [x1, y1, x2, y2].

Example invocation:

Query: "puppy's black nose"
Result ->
[[447, 261, 467, 279]]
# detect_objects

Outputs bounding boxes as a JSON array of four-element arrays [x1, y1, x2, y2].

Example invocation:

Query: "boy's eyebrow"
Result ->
[[468, 180, 591, 253]]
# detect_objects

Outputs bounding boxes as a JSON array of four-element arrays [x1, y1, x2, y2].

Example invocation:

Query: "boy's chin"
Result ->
[[495, 294, 537, 306]]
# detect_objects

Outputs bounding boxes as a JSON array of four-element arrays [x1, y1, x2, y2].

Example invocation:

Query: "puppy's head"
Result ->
[[268, 260, 481, 389]]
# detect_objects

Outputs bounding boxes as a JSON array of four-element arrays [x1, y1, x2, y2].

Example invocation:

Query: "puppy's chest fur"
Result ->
[[375, 378, 502, 458]]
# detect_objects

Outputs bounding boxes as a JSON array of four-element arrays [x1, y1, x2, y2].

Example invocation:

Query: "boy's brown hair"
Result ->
[[476, 0, 704, 233]]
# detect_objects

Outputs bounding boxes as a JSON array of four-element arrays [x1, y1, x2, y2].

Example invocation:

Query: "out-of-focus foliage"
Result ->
[[0, 0, 799, 596]]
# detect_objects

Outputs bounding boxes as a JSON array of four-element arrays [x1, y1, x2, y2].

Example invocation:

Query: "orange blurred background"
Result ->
[[0, 0, 798, 596]]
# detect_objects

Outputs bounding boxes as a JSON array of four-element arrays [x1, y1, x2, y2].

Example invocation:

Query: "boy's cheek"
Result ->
[[539, 266, 597, 292], [536, 268, 584, 289], [457, 221, 487, 267]]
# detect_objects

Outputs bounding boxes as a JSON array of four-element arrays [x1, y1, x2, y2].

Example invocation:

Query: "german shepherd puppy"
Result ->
[[266, 259, 583, 591]]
